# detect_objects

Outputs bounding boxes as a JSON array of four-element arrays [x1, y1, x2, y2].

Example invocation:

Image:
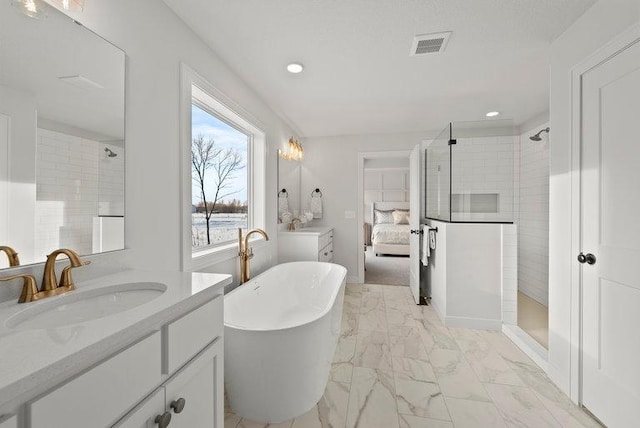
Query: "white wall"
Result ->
[[548, 0, 640, 397], [363, 167, 409, 224], [71, 0, 294, 284], [0, 0, 293, 302], [0, 85, 37, 267], [301, 132, 432, 282], [518, 123, 550, 306]]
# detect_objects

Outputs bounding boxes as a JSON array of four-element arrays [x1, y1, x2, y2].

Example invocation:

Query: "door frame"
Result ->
[[569, 23, 640, 404], [356, 150, 411, 284]]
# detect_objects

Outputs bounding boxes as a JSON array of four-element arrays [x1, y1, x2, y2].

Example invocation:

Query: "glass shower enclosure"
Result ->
[[425, 119, 516, 223]]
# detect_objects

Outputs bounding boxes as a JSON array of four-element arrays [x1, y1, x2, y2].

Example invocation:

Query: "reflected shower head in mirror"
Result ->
[[104, 147, 117, 157], [530, 127, 550, 141]]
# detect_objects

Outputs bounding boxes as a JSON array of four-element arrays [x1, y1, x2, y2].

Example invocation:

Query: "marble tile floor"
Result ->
[[225, 283, 600, 428]]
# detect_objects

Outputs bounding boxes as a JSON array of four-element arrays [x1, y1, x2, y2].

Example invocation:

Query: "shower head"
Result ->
[[530, 127, 550, 141], [104, 147, 117, 158]]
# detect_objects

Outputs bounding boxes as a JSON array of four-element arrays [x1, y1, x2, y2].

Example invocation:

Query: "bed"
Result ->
[[370, 201, 410, 256]]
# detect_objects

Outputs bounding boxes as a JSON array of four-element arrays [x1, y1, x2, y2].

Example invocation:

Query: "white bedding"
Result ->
[[372, 223, 410, 245]]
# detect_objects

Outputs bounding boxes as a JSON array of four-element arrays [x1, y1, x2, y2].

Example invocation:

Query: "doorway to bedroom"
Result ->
[[362, 154, 411, 286]]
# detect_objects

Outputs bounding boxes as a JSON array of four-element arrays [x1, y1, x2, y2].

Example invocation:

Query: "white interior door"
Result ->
[[409, 144, 421, 304], [581, 37, 640, 427]]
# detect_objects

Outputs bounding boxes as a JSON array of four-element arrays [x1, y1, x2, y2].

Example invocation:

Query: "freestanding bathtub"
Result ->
[[224, 261, 347, 423]]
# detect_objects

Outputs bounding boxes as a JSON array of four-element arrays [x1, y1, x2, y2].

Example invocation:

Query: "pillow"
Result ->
[[392, 210, 409, 224], [374, 209, 394, 224]]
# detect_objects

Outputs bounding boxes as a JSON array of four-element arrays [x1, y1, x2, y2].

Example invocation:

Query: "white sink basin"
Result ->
[[6, 282, 167, 330]]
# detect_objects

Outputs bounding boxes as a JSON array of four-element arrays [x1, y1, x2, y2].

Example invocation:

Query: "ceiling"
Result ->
[[162, 0, 596, 137]]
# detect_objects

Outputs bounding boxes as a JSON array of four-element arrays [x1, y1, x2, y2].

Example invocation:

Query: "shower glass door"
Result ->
[[425, 125, 451, 221], [425, 120, 516, 223]]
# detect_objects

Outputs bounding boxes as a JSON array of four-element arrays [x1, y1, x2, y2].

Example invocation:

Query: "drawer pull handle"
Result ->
[[155, 411, 172, 427], [324, 252, 328, 256], [170, 397, 186, 414]]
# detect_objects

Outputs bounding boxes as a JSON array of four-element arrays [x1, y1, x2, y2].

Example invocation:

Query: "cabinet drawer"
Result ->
[[30, 332, 161, 428], [318, 230, 333, 251], [112, 388, 165, 428], [319, 242, 333, 262], [165, 295, 222, 374]]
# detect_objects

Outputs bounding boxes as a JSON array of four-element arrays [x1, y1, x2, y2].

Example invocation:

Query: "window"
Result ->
[[181, 65, 266, 269], [191, 103, 249, 249]]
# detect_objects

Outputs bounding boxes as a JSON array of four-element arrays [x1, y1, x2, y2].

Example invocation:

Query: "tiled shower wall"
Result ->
[[451, 136, 518, 222], [517, 124, 550, 306], [35, 128, 124, 257]]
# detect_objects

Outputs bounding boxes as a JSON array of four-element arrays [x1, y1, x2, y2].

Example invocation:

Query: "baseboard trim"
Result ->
[[502, 324, 549, 373], [431, 299, 445, 322], [346, 275, 361, 284]]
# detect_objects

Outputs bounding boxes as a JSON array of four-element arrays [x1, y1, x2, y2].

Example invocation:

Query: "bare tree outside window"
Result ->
[[191, 134, 245, 245]]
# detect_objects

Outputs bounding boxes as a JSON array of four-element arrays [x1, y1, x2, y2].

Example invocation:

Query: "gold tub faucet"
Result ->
[[238, 228, 269, 284], [0, 246, 20, 267], [288, 218, 302, 231]]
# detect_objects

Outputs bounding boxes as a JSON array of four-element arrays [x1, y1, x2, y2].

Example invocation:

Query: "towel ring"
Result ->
[[278, 189, 288, 198], [311, 188, 322, 197]]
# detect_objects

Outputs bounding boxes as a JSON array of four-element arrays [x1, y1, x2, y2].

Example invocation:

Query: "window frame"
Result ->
[[180, 64, 266, 271]]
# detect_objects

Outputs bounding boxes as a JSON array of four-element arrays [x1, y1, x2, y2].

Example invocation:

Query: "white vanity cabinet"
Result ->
[[278, 227, 334, 263], [115, 340, 222, 428], [26, 295, 224, 428], [115, 389, 165, 428], [29, 332, 163, 428], [163, 339, 222, 427]]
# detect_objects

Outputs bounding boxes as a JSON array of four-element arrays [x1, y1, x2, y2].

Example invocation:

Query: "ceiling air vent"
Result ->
[[410, 31, 452, 56]]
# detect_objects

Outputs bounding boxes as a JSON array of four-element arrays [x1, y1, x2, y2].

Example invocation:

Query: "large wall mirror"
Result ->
[[277, 156, 301, 223], [0, 1, 125, 269]]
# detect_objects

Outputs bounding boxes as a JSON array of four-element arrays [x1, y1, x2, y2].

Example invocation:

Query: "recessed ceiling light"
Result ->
[[286, 63, 304, 74], [485, 111, 500, 117]]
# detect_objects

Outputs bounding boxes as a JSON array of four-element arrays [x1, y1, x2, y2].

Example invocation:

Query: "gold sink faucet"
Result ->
[[238, 228, 269, 284], [42, 248, 90, 292], [0, 246, 20, 267], [288, 218, 302, 231], [0, 274, 39, 303], [0, 248, 89, 303]]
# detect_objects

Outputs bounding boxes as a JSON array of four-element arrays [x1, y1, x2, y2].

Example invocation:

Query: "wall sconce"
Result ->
[[11, 0, 47, 18], [12, 0, 84, 18], [51, 0, 85, 12], [279, 137, 304, 161]]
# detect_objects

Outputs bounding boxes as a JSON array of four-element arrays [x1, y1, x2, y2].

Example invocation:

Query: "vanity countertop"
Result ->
[[0, 269, 231, 408], [278, 226, 332, 236]]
